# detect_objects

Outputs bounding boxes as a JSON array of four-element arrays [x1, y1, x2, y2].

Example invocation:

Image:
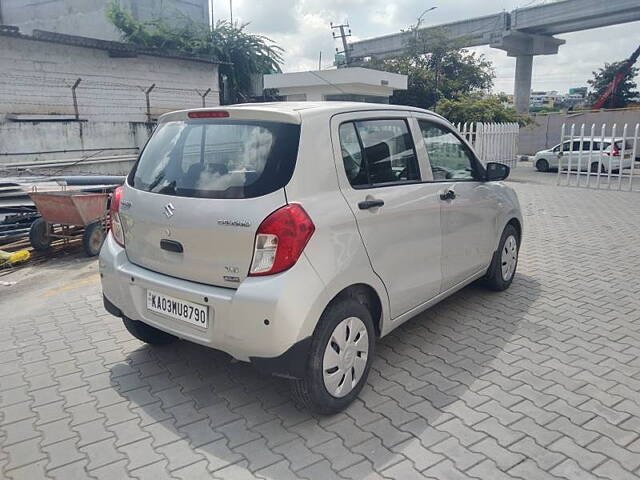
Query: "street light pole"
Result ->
[[416, 6, 437, 30], [229, 0, 233, 24]]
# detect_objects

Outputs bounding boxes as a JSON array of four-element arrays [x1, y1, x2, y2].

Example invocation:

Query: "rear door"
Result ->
[[416, 117, 499, 291], [120, 115, 300, 288], [332, 112, 442, 319]]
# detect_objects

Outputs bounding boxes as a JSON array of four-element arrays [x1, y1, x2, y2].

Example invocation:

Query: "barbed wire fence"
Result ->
[[0, 72, 220, 122], [0, 73, 221, 169]]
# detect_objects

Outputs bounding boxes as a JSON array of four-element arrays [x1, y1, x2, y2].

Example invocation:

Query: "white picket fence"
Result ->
[[557, 123, 640, 192], [455, 122, 520, 168]]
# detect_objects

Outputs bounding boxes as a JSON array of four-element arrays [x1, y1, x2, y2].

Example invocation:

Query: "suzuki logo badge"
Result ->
[[164, 203, 175, 218]]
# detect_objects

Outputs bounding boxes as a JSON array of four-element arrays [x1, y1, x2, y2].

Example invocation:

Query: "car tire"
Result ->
[[483, 224, 520, 292], [591, 162, 605, 173], [536, 159, 549, 172], [122, 317, 178, 345], [290, 298, 375, 414]]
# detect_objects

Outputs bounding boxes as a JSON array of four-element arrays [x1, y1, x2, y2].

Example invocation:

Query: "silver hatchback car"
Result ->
[[100, 102, 522, 413]]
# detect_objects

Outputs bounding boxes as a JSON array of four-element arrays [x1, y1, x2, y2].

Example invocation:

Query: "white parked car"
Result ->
[[534, 138, 635, 173], [100, 102, 522, 413]]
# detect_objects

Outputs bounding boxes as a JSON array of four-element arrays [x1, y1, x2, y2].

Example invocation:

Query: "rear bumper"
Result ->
[[99, 233, 325, 371]]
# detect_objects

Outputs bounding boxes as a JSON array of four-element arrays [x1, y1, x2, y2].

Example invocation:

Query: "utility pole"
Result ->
[[331, 22, 352, 67], [318, 51, 322, 70], [229, 0, 233, 24]]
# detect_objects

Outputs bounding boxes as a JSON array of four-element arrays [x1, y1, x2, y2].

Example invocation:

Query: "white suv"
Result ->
[[100, 102, 522, 413], [534, 138, 635, 173]]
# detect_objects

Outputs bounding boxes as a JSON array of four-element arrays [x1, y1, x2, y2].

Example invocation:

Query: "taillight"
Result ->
[[249, 204, 315, 276], [110, 186, 126, 247], [612, 145, 620, 157]]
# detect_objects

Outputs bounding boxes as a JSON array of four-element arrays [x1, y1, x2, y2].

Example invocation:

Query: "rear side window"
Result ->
[[130, 120, 300, 199], [614, 140, 634, 151], [339, 119, 420, 188]]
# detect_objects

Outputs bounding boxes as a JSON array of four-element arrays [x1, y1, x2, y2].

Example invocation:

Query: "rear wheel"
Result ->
[[82, 221, 106, 257], [484, 224, 519, 292], [122, 317, 178, 345], [29, 218, 52, 251], [536, 159, 549, 172], [591, 162, 605, 173], [291, 299, 374, 414]]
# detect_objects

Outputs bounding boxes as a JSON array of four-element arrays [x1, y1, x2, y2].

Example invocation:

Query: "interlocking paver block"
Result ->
[[550, 458, 602, 480], [233, 437, 284, 472], [510, 437, 566, 471], [381, 459, 426, 480], [119, 437, 165, 471], [468, 437, 525, 471], [311, 437, 364, 471], [3, 166, 640, 479], [548, 436, 606, 470], [430, 437, 485, 471], [391, 437, 444, 471], [273, 438, 323, 471]]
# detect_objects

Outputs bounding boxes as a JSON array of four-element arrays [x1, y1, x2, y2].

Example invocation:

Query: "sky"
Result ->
[[210, 0, 640, 95]]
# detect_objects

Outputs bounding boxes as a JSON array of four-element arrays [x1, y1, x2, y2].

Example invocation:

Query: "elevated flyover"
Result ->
[[349, 0, 640, 112]]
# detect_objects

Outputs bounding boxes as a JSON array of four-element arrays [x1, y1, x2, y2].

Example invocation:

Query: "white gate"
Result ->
[[455, 122, 520, 168], [557, 123, 640, 192]]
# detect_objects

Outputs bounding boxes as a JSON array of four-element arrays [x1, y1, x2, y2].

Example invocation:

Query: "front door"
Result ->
[[416, 119, 499, 291], [332, 114, 443, 319]]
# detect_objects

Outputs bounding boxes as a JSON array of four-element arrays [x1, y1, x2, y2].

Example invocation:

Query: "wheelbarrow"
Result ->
[[28, 191, 109, 257]]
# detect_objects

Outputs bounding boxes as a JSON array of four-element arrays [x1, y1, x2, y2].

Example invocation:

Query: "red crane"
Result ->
[[592, 45, 640, 110]]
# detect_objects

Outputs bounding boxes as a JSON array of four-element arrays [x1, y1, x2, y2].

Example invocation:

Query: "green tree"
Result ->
[[587, 61, 639, 109], [435, 94, 529, 126], [106, 1, 283, 103], [368, 28, 495, 110]]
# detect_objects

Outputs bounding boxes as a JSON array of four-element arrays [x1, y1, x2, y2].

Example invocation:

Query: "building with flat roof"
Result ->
[[264, 67, 408, 103]]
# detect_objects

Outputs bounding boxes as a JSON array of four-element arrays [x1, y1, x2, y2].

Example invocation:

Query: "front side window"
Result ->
[[130, 120, 300, 199], [418, 121, 476, 181], [339, 118, 420, 187]]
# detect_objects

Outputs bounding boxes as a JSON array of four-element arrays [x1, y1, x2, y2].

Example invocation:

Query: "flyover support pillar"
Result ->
[[491, 31, 565, 114], [514, 55, 533, 114]]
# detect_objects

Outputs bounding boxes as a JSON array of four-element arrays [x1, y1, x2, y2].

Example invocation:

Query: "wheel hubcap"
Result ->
[[323, 317, 369, 398], [501, 235, 518, 281]]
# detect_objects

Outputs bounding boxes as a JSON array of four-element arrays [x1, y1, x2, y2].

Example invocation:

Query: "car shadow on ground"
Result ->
[[108, 272, 541, 478]]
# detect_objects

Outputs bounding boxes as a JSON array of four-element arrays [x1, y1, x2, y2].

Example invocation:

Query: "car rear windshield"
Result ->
[[129, 119, 301, 199]]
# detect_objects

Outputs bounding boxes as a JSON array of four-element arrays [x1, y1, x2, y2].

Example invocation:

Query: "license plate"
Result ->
[[146, 290, 208, 328]]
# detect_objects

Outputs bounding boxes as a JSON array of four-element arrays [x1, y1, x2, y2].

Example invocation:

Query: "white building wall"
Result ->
[[0, 0, 209, 41], [0, 34, 220, 123], [0, 120, 149, 169]]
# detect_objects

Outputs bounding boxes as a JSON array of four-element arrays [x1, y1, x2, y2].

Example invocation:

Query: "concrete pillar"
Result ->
[[514, 55, 533, 114]]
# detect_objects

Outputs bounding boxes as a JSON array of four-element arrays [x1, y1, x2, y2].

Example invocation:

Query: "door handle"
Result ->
[[440, 189, 456, 201], [358, 199, 385, 210], [160, 239, 183, 253]]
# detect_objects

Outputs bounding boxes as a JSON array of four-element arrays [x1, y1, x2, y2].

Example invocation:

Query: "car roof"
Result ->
[[561, 138, 619, 143], [159, 101, 444, 125]]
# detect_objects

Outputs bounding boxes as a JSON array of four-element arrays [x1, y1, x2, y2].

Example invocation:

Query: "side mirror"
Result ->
[[558, 151, 564, 157], [485, 162, 510, 181]]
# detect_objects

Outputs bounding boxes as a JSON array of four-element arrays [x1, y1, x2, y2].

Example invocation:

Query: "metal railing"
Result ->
[[557, 123, 640, 192], [455, 122, 520, 167]]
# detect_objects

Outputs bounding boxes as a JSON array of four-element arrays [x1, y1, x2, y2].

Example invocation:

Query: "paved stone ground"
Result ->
[[2, 164, 640, 480]]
